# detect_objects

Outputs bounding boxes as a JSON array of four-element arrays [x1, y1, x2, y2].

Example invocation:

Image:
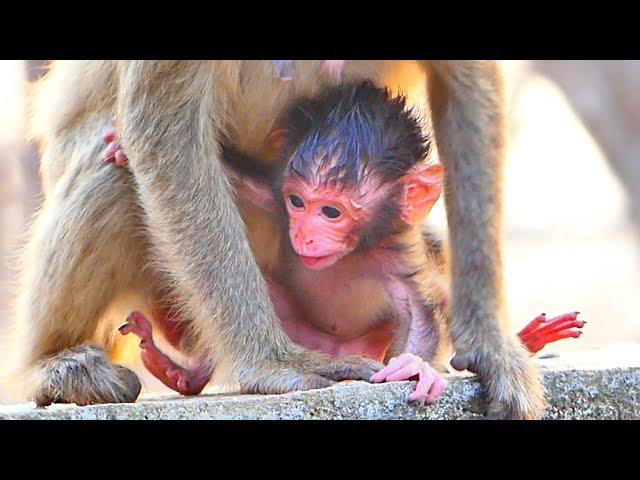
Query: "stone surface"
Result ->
[[2, 345, 639, 420]]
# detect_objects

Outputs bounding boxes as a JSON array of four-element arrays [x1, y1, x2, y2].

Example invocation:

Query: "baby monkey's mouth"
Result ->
[[298, 253, 343, 270]]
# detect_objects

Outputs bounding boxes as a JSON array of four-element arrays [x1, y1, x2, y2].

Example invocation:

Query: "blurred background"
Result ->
[[1, 60, 639, 402]]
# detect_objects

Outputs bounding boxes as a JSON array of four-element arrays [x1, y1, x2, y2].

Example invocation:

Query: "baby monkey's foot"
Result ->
[[370, 352, 448, 404], [119, 310, 153, 341], [119, 311, 211, 396], [518, 311, 585, 354], [102, 117, 128, 167]]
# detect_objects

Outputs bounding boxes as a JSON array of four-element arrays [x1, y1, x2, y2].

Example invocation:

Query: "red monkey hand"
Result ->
[[518, 311, 585, 354], [102, 116, 128, 167], [370, 353, 448, 404]]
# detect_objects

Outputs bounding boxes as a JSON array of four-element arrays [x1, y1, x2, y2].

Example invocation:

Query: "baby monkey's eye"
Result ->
[[289, 195, 304, 209], [322, 206, 341, 219]]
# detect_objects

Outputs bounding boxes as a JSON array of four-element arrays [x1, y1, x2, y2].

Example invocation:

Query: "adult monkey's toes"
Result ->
[[480, 340, 546, 419], [297, 351, 383, 382], [239, 348, 383, 395]]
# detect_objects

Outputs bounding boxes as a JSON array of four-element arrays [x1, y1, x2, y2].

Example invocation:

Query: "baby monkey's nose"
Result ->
[[295, 232, 314, 246]]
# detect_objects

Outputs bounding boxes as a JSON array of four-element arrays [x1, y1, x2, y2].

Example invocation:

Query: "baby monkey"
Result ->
[[104, 82, 584, 403]]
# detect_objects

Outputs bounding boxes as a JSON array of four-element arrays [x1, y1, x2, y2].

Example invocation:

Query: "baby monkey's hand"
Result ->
[[371, 352, 448, 404]]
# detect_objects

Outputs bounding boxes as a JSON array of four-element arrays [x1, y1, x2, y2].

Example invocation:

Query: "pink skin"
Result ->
[[282, 174, 374, 270], [103, 127, 582, 405], [267, 272, 398, 361], [119, 311, 211, 396], [371, 353, 447, 403], [282, 165, 443, 270]]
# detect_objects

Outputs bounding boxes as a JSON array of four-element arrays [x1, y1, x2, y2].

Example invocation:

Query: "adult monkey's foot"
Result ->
[[487, 340, 546, 419], [451, 336, 545, 419], [448, 311, 583, 419], [239, 347, 383, 394], [33, 345, 142, 406], [119, 311, 381, 397]]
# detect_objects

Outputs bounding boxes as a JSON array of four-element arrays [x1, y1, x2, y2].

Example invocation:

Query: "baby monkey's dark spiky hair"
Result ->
[[283, 81, 432, 187]]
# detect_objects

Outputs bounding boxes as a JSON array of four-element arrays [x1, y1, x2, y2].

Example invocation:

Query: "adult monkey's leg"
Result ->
[[12, 162, 145, 406], [425, 60, 545, 419], [116, 61, 380, 393]]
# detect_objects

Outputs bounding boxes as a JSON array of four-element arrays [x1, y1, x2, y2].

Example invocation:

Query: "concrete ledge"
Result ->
[[2, 345, 639, 420]]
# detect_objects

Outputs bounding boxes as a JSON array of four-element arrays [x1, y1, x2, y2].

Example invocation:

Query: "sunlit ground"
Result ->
[[1, 61, 640, 401]]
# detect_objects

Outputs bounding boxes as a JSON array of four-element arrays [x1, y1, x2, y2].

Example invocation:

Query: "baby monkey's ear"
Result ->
[[400, 163, 443, 225]]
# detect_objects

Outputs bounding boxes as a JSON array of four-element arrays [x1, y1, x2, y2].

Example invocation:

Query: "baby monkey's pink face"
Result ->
[[282, 163, 444, 271], [283, 176, 365, 270]]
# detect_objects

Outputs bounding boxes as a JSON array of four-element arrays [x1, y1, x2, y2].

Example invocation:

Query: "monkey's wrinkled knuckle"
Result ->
[[450, 352, 475, 372]]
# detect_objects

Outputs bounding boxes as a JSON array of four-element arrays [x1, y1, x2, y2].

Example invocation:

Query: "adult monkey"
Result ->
[[15, 60, 542, 418]]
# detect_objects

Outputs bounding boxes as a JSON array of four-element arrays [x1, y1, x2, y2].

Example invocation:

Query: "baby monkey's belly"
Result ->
[[266, 273, 396, 362]]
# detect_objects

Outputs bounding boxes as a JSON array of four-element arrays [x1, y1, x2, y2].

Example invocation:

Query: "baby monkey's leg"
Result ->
[[119, 312, 211, 396]]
